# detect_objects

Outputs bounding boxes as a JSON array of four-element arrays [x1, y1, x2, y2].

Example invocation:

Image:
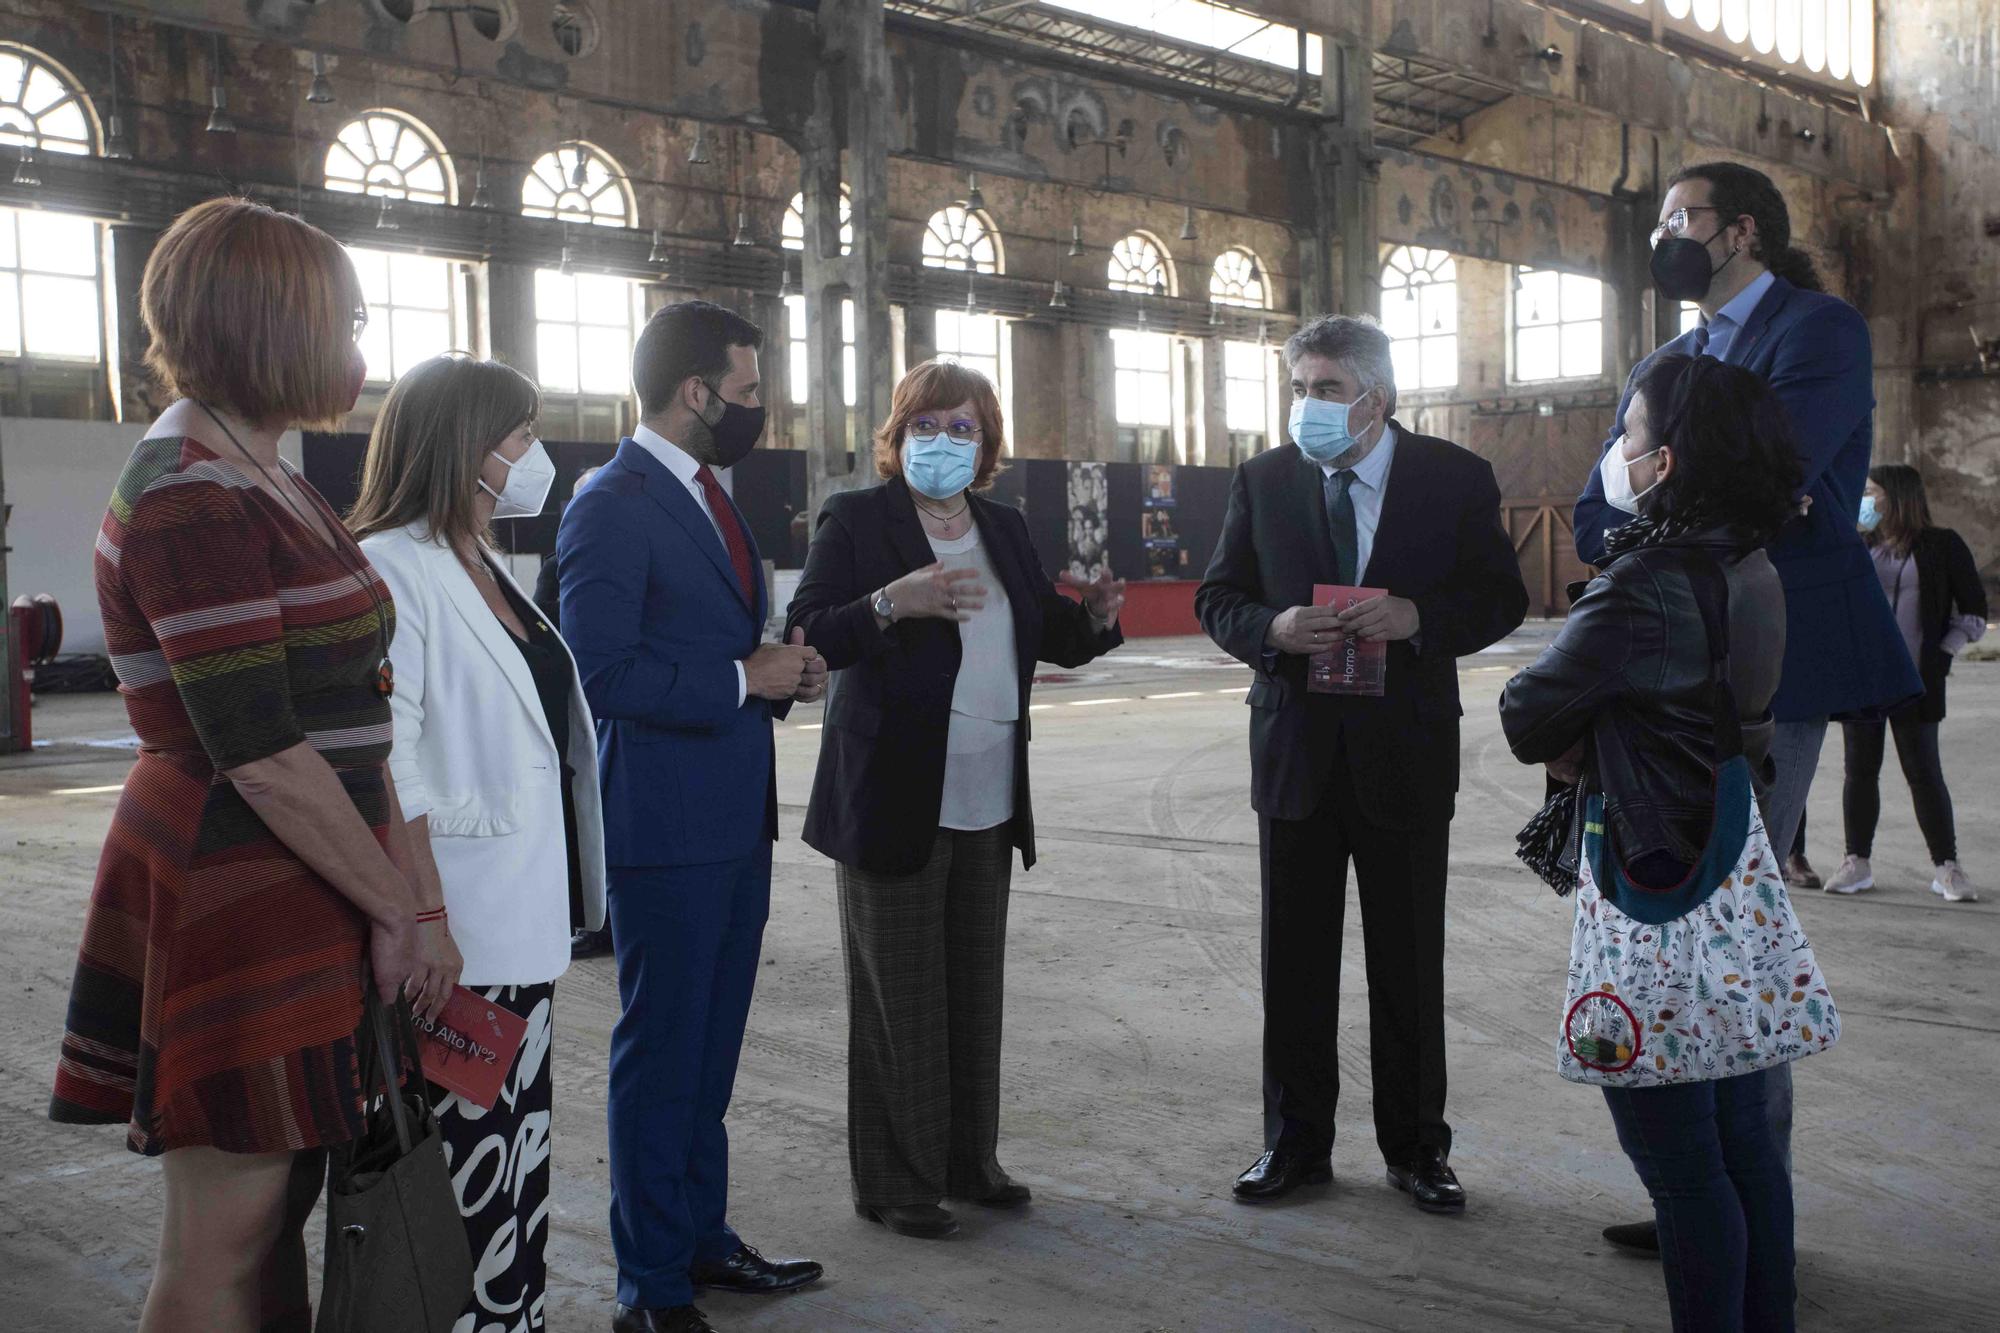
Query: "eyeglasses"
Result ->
[[1649, 205, 1731, 249], [352, 305, 371, 340], [912, 415, 982, 443]]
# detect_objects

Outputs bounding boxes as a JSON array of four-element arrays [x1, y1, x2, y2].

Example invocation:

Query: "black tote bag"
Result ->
[[316, 986, 473, 1333]]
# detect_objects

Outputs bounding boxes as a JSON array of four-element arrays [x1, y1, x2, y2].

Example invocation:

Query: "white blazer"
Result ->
[[361, 524, 607, 986]]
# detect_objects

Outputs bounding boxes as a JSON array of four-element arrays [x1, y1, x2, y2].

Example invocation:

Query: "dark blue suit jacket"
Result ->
[[557, 437, 783, 868], [1573, 276, 1920, 722]]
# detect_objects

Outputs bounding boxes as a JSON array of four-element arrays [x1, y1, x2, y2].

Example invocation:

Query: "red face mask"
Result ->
[[344, 346, 367, 413]]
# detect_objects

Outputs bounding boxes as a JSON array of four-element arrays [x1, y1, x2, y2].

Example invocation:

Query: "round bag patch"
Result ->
[[1566, 987, 1641, 1072]]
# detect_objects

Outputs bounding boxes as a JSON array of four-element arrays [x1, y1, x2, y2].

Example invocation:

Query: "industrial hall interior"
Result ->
[[2, 1, 1997, 1332]]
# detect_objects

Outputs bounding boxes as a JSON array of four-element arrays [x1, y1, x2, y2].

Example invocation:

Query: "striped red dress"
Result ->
[[50, 435, 397, 1156]]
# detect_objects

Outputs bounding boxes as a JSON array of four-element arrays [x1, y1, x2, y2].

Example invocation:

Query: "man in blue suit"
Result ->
[[1574, 162, 1919, 1258], [560, 300, 827, 1333]]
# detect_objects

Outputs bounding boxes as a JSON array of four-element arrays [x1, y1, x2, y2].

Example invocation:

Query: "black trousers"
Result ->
[[1842, 714, 1958, 864], [1259, 755, 1452, 1166]]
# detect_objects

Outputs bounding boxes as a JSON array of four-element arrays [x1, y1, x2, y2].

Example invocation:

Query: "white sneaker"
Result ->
[[1823, 854, 1875, 894], [1932, 862, 1979, 902]]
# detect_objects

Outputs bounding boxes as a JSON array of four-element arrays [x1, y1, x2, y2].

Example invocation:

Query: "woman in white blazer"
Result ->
[[348, 352, 606, 1330]]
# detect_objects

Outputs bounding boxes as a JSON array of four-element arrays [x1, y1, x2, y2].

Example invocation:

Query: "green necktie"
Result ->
[[1326, 468, 1358, 585]]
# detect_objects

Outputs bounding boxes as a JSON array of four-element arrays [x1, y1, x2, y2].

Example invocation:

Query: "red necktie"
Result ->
[[694, 464, 756, 607]]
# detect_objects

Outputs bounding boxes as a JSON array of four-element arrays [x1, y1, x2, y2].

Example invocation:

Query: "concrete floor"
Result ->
[[2, 632, 1995, 1332]]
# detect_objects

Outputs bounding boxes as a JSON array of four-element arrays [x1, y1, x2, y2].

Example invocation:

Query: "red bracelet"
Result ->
[[415, 906, 447, 924]]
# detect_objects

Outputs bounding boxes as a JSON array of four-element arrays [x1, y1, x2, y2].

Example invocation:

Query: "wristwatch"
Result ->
[[872, 588, 895, 621]]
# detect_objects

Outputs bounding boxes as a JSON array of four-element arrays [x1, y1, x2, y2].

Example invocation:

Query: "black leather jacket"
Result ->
[[1499, 530, 1785, 867]]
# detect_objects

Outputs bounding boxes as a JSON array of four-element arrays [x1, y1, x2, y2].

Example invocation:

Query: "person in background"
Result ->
[[48, 197, 454, 1333], [1820, 464, 1988, 901], [1197, 315, 1529, 1215], [1503, 354, 1804, 1333], [1572, 159, 1920, 1258], [785, 359, 1125, 1240], [530, 463, 615, 961], [349, 353, 608, 1329], [560, 300, 826, 1333]]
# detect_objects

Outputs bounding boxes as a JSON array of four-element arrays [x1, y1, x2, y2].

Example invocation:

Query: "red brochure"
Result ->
[[1308, 584, 1390, 696], [416, 986, 527, 1110]]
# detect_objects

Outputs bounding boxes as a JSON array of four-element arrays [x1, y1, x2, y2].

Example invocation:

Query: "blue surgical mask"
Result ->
[[1858, 495, 1881, 532], [902, 431, 976, 501], [1288, 391, 1374, 464]]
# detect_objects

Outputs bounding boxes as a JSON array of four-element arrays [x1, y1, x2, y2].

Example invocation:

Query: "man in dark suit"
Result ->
[[1198, 315, 1528, 1214], [559, 301, 827, 1333], [1573, 163, 1919, 1257]]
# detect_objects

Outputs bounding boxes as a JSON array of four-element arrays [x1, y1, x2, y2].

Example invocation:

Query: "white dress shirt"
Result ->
[[1321, 423, 1398, 583], [1701, 269, 1775, 363], [630, 423, 748, 706]]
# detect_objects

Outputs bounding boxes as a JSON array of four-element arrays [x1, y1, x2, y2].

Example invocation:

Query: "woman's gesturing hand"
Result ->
[[1058, 567, 1127, 629], [884, 563, 987, 623]]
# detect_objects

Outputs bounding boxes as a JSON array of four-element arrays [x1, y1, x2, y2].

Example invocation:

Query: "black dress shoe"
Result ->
[[1232, 1147, 1333, 1203], [1386, 1149, 1466, 1213], [687, 1243, 822, 1295], [855, 1202, 960, 1237], [1602, 1219, 1661, 1256], [964, 1181, 1032, 1209], [571, 926, 614, 960], [611, 1304, 716, 1333]]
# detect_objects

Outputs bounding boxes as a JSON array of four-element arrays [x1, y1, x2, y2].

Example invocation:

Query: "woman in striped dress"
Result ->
[[48, 198, 458, 1333]]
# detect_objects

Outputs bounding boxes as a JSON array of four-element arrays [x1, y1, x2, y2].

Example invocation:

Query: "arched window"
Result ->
[[1209, 247, 1266, 308], [922, 204, 1000, 275], [782, 188, 852, 255], [326, 111, 464, 383], [0, 45, 103, 364], [523, 143, 640, 402], [1108, 232, 1173, 295], [323, 109, 454, 203], [1380, 245, 1457, 391], [521, 141, 633, 227]]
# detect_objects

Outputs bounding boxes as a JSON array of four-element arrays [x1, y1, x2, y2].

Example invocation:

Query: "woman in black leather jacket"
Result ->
[[1499, 354, 1804, 1333]]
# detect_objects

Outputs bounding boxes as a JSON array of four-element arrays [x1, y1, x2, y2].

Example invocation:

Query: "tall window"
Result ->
[[0, 45, 103, 365], [933, 309, 1003, 394], [1512, 267, 1603, 383], [1108, 233, 1173, 295], [1224, 340, 1273, 448], [786, 295, 855, 407], [1111, 329, 1172, 427], [522, 143, 639, 401], [922, 205, 1000, 275], [325, 112, 465, 383], [1209, 248, 1266, 308], [323, 109, 454, 204], [1380, 245, 1458, 392], [782, 188, 852, 255]]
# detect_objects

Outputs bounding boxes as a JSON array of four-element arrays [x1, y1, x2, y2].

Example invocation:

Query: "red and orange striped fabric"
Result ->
[[50, 435, 397, 1155]]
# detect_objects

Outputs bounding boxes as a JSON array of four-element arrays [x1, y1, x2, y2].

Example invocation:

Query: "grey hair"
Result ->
[[1284, 314, 1397, 415]]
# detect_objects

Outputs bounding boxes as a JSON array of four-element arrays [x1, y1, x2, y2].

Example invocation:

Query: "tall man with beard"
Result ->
[[560, 301, 828, 1333]]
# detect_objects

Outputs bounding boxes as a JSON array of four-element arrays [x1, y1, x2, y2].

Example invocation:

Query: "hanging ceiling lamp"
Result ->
[[1048, 278, 1069, 310], [731, 207, 755, 247], [779, 262, 797, 300], [306, 52, 335, 105], [648, 227, 668, 264], [687, 123, 713, 166], [12, 145, 40, 188], [375, 194, 399, 231], [1179, 204, 1198, 241], [965, 172, 985, 212], [103, 20, 133, 160], [206, 36, 235, 134], [1068, 220, 1085, 258], [469, 165, 492, 210], [569, 146, 590, 189]]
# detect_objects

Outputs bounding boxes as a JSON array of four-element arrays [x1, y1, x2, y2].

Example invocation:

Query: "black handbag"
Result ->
[[316, 985, 473, 1333]]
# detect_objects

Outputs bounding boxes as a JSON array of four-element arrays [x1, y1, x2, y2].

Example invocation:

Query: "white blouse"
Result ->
[[927, 526, 1018, 832]]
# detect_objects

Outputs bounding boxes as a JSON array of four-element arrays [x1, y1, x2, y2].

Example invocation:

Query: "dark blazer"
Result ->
[[784, 477, 1122, 876], [557, 437, 786, 868], [1893, 527, 1988, 723], [1573, 276, 1921, 722], [1196, 423, 1529, 829]]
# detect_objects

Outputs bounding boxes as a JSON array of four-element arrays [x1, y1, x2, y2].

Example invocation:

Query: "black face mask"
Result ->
[[692, 380, 767, 469], [1650, 229, 1741, 303]]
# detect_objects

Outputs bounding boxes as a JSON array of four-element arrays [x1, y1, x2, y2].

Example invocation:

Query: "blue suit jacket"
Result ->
[[1574, 276, 1920, 722], [556, 437, 783, 868]]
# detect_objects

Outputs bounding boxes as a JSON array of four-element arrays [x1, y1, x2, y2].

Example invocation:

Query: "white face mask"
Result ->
[[479, 438, 556, 520], [1600, 434, 1664, 515]]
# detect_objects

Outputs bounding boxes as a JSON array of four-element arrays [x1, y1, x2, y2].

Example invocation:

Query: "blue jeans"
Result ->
[[1602, 1069, 1795, 1333]]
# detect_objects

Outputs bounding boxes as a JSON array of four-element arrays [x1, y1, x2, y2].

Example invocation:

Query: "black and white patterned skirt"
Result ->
[[430, 981, 556, 1332]]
